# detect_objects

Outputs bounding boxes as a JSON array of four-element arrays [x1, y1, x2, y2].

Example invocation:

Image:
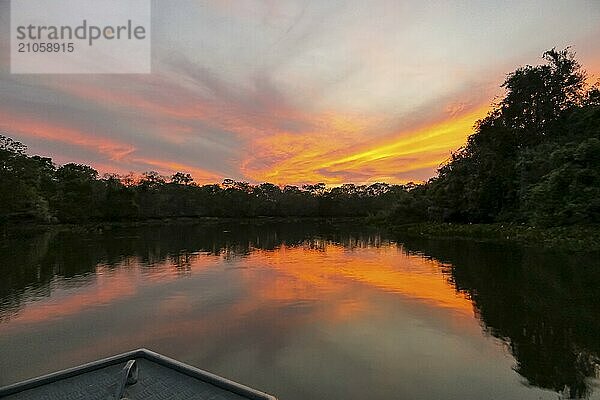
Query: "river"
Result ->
[[1, 221, 598, 399]]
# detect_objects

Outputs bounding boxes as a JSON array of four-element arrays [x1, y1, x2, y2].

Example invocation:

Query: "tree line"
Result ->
[[389, 48, 600, 227], [0, 140, 413, 223], [1, 48, 598, 226]]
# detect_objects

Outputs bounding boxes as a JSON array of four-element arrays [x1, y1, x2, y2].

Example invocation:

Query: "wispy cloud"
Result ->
[[0, 0, 598, 184]]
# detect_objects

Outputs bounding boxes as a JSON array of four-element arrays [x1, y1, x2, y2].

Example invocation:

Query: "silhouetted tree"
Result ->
[[413, 48, 600, 226], [1, 49, 598, 227]]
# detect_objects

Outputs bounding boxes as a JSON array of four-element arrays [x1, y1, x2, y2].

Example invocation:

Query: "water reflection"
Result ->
[[398, 237, 600, 399], [0, 222, 598, 399]]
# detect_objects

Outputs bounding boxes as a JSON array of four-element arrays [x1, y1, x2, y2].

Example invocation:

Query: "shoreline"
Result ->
[[2, 217, 599, 252], [389, 222, 600, 252], [0, 216, 367, 235]]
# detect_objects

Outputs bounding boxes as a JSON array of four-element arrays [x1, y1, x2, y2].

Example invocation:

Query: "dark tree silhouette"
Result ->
[[1, 48, 598, 227], [398, 237, 600, 398], [388, 48, 600, 226]]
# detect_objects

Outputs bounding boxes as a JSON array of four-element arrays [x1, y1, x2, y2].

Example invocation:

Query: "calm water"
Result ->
[[1, 222, 599, 399]]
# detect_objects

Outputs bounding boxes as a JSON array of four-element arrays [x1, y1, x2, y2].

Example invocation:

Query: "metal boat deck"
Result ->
[[0, 349, 276, 400]]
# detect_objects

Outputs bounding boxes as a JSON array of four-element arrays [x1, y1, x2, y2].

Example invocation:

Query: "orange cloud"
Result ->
[[0, 110, 135, 160], [1, 72, 493, 185], [51, 75, 307, 140], [56, 78, 212, 121], [0, 109, 222, 182], [20, 65, 498, 186], [242, 103, 491, 185]]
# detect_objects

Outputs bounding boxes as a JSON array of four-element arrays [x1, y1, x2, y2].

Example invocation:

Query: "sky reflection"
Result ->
[[0, 224, 597, 399]]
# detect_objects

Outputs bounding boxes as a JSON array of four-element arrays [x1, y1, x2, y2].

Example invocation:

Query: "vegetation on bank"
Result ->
[[1, 48, 599, 239], [387, 48, 600, 228], [0, 139, 413, 223], [390, 223, 600, 251]]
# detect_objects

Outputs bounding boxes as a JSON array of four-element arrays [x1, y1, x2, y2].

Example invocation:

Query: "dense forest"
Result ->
[[395, 48, 600, 227], [0, 139, 411, 222], [1, 48, 599, 226]]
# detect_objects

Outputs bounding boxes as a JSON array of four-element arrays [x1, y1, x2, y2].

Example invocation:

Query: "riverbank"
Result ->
[[0, 216, 367, 237], [389, 223, 600, 252], [3, 217, 599, 252]]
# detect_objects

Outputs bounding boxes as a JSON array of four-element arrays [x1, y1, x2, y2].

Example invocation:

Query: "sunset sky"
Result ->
[[1, 0, 599, 185]]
